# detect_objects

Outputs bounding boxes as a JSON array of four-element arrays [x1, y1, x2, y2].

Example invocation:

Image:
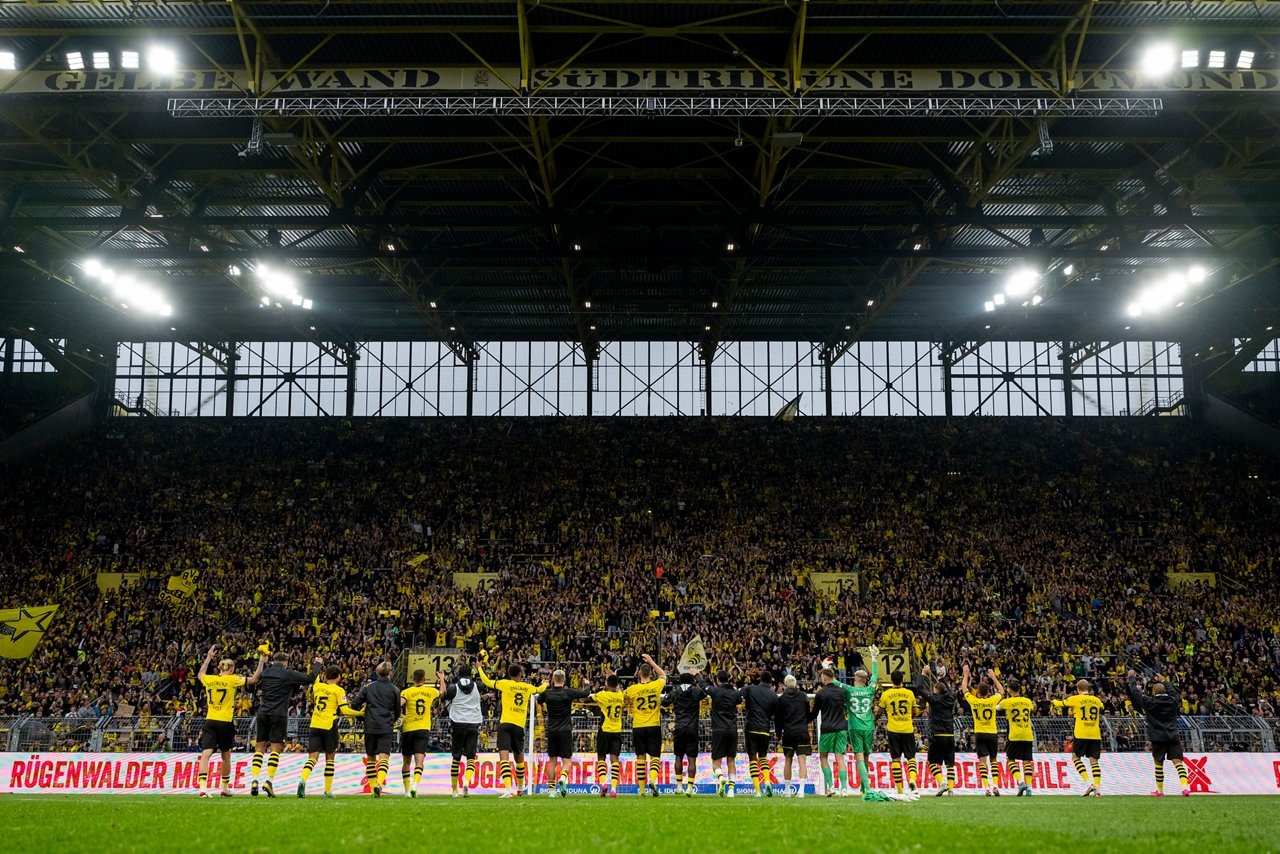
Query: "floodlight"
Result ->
[[1187, 265, 1206, 285], [148, 46, 177, 75], [0, 52, 16, 71], [66, 52, 84, 70], [984, 301, 995, 312], [121, 51, 139, 69], [1141, 44, 1175, 77], [83, 258, 103, 278], [1208, 51, 1226, 69], [1005, 268, 1038, 297], [1127, 303, 1142, 317], [1031, 294, 1042, 306], [993, 293, 1006, 306], [92, 51, 110, 70], [1238, 51, 1254, 69], [1181, 50, 1199, 69]]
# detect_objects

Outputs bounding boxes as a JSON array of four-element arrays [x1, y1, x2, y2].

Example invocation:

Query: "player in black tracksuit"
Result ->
[[348, 661, 402, 797], [250, 654, 321, 797], [705, 671, 745, 795], [917, 664, 959, 796], [1126, 670, 1191, 796], [662, 672, 707, 795], [539, 670, 591, 797], [741, 674, 780, 797], [775, 675, 812, 796]]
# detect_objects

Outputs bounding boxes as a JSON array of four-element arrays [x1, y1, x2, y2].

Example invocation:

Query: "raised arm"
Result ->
[[476, 662, 497, 690], [988, 669, 1005, 697], [868, 644, 880, 688], [246, 652, 268, 685], [641, 653, 666, 681], [960, 663, 972, 696], [1125, 670, 1148, 712], [197, 645, 216, 680]]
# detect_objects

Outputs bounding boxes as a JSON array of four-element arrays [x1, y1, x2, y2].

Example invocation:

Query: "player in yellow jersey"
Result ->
[[995, 676, 1036, 797], [1053, 679, 1106, 796], [298, 663, 363, 799], [961, 664, 1004, 796], [196, 644, 265, 798], [878, 671, 919, 794], [624, 653, 667, 797], [589, 673, 625, 798], [477, 652, 546, 798], [400, 668, 441, 798]]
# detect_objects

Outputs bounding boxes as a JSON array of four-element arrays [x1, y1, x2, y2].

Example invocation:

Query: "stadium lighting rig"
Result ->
[[79, 259, 172, 317], [254, 263, 313, 310], [1126, 265, 1207, 318], [59, 45, 177, 72], [1145, 43, 1256, 75]]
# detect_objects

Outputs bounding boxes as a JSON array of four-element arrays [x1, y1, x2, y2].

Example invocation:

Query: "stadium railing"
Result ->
[[7, 713, 1273, 754]]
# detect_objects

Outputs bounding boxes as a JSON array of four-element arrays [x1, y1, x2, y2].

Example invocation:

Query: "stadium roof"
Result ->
[[1, 0, 1279, 353]]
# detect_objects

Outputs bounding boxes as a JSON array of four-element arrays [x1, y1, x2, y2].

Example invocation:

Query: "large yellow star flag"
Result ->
[[0, 605, 58, 659]]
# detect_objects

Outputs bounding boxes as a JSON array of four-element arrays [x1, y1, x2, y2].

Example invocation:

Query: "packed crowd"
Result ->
[[1, 417, 1278, 733]]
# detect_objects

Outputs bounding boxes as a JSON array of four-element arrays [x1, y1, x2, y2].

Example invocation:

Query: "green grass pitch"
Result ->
[[4, 794, 1278, 853]]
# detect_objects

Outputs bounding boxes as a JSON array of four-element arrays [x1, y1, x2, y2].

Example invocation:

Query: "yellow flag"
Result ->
[[406, 553, 429, 567], [677, 635, 708, 674], [0, 605, 58, 659]]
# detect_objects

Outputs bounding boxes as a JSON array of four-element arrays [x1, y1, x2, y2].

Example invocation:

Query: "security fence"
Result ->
[[4, 713, 1273, 754]]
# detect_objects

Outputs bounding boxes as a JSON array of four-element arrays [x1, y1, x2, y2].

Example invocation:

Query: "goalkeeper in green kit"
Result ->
[[836, 644, 879, 798]]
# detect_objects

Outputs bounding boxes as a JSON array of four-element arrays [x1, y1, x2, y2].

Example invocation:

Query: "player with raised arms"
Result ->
[[997, 676, 1036, 796], [962, 664, 1004, 796], [477, 650, 546, 798], [297, 662, 363, 799], [588, 670, 626, 798], [1054, 679, 1106, 796], [624, 652, 667, 796], [195, 644, 265, 797]]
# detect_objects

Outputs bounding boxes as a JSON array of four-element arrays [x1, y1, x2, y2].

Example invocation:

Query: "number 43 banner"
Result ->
[[856, 647, 912, 681]]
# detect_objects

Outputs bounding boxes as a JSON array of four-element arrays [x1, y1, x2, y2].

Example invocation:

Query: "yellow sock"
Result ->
[[323, 761, 334, 794], [300, 758, 316, 782], [413, 767, 422, 789], [638, 760, 647, 789], [1073, 756, 1089, 782], [266, 751, 280, 780], [1091, 762, 1101, 787], [651, 759, 660, 788], [891, 762, 902, 793], [450, 760, 460, 792], [500, 760, 512, 789], [610, 762, 621, 790], [197, 772, 208, 790], [979, 763, 988, 789], [908, 760, 918, 787], [1011, 761, 1022, 784], [251, 752, 263, 778], [376, 759, 388, 788], [1175, 760, 1188, 789]]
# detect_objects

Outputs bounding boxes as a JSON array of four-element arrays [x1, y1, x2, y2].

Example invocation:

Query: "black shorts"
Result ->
[[744, 731, 771, 758], [451, 722, 479, 759], [308, 726, 340, 755], [546, 730, 573, 759], [887, 731, 917, 759], [200, 720, 236, 753], [673, 728, 700, 759], [401, 730, 431, 756], [782, 729, 812, 757], [596, 731, 622, 758], [1151, 739, 1183, 763], [926, 734, 956, 766], [632, 725, 661, 757], [364, 732, 393, 757], [1073, 738, 1102, 760], [975, 732, 999, 759], [497, 723, 526, 753], [711, 730, 737, 761], [1006, 740, 1033, 762], [255, 714, 287, 745]]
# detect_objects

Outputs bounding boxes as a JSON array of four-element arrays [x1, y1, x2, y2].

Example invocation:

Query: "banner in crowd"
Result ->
[[3, 751, 1277, 796], [5, 67, 1280, 95], [158, 569, 199, 611], [1168, 571, 1217, 588], [0, 606, 58, 659], [808, 572, 859, 598], [856, 647, 913, 681], [452, 572, 499, 591], [405, 648, 463, 684], [95, 573, 140, 594], [676, 636, 708, 674]]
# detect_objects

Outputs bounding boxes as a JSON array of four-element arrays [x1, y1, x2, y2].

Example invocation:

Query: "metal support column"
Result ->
[[225, 342, 237, 417], [464, 347, 478, 416], [2, 338, 12, 375], [941, 343, 954, 417], [583, 341, 598, 417], [819, 346, 834, 416], [1061, 341, 1074, 417], [345, 346, 357, 418], [699, 342, 716, 416]]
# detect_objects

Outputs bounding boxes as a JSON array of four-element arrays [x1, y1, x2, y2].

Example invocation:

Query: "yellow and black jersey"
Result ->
[[199, 674, 246, 723], [309, 679, 359, 730], [402, 684, 441, 732], [624, 679, 666, 728], [1055, 693, 1104, 740], [879, 686, 917, 734], [965, 692, 1003, 734], [590, 690, 625, 733], [998, 696, 1036, 742], [478, 665, 546, 727]]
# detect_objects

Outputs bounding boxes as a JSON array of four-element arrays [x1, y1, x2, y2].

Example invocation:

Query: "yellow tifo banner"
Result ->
[[159, 568, 199, 610], [677, 635, 708, 674], [0, 605, 59, 659]]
